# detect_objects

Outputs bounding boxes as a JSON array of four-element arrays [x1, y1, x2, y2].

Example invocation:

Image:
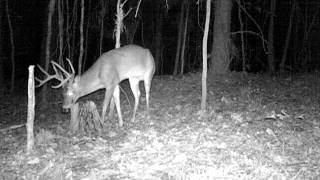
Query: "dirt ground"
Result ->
[[1, 72, 320, 180]]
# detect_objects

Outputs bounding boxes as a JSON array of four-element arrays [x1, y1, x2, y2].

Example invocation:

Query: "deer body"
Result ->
[[37, 45, 155, 127], [71, 45, 155, 126]]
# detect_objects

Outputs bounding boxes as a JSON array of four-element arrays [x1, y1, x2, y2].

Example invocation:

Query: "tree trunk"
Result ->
[[66, 0, 71, 58], [267, 0, 276, 73], [78, 0, 84, 75], [173, 1, 185, 75], [26, 66, 35, 154], [71, 0, 78, 61], [6, 0, 15, 93], [83, 0, 91, 72], [201, 0, 211, 111], [238, 0, 246, 72], [0, 0, 3, 89], [125, 12, 140, 44], [99, 0, 106, 55], [211, 0, 233, 74], [108, 0, 126, 121], [154, 0, 163, 75], [180, 1, 189, 75], [280, 0, 295, 71], [58, 0, 64, 65], [42, 0, 56, 103]]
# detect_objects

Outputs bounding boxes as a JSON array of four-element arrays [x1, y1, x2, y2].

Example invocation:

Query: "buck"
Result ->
[[36, 44, 155, 127]]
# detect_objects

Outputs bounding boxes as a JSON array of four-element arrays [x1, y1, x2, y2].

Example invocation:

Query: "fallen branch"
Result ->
[[0, 124, 25, 132]]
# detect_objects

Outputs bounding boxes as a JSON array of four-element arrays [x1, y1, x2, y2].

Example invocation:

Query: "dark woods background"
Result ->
[[0, 0, 319, 89]]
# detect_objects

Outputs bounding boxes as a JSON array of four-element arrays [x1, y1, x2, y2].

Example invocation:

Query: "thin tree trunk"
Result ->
[[173, 1, 184, 75], [99, 0, 106, 55], [238, 0, 246, 72], [78, 0, 84, 75], [58, 0, 64, 65], [108, 0, 125, 122], [180, 1, 189, 75], [71, 0, 78, 61], [211, 0, 233, 74], [280, 0, 295, 71], [141, 18, 145, 46], [6, 0, 15, 93], [83, 0, 91, 72], [0, 0, 3, 89], [154, 0, 163, 75], [292, 3, 299, 66], [66, 0, 71, 58], [201, 0, 211, 111], [115, 0, 123, 48], [267, 0, 276, 73], [42, 0, 56, 103], [26, 66, 35, 154]]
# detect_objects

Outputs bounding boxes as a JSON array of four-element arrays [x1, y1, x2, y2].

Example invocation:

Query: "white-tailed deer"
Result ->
[[36, 44, 155, 127]]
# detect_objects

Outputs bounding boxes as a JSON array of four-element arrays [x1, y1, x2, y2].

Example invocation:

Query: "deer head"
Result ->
[[61, 75, 81, 110], [36, 58, 77, 112]]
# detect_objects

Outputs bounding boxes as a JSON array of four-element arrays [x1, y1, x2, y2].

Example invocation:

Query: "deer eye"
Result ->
[[67, 91, 74, 97]]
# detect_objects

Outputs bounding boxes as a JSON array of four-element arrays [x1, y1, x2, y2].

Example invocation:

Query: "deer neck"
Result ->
[[74, 73, 103, 99]]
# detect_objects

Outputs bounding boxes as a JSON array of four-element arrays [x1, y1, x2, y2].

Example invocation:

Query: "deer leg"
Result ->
[[101, 88, 114, 124], [108, 97, 115, 119], [129, 78, 140, 123], [113, 85, 123, 127], [144, 78, 152, 114]]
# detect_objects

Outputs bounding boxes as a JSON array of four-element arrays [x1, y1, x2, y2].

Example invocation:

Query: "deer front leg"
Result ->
[[113, 85, 123, 127], [108, 97, 115, 120], [101, 88, 114, 124]]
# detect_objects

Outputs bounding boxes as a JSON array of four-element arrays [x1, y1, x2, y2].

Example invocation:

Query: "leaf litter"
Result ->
[[0, 72, 320, 179]]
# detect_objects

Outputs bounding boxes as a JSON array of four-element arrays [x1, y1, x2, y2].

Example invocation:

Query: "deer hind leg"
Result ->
[[129, 78, 141, 123], [113, 85, 123, 127], [101, 88, 114, 124], [144, 75, 152, 114]]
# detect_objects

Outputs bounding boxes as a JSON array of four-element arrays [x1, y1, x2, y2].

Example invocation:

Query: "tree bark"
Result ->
[[211, 0, 233, 74], [201, 0, 211, 111], [267, 0, 276, 73]]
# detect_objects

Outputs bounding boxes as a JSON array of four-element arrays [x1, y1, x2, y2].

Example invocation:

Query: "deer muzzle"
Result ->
[[62, 104, 72, 113], [62, 108, 70, 113]]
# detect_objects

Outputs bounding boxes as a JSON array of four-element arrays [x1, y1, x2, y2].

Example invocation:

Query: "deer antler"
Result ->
[[35, 58, 75, 88]]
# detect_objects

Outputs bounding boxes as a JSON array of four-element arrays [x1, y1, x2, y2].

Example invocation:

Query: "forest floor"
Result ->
[[0, 72, 320, 180]]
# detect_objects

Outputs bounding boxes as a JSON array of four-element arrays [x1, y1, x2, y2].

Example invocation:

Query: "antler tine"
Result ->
[[51, 77, 72, 89], [51, 61, 71, 77], [50, 61, 75, 88], [35, 64, 62, 88], [66, 58, 75, 74]]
